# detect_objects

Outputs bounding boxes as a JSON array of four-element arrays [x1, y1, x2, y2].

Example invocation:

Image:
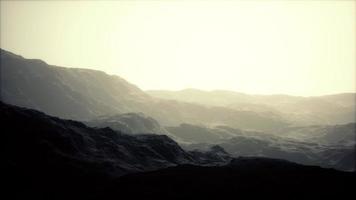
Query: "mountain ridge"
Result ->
[[148, 89, 356, 126], [1, 48, 291, 131], [1, 101, 232, 176], [2, 101, 354, 199]]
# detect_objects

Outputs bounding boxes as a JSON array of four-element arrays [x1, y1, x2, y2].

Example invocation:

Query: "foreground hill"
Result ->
[[2, 102, 354, 199], [112, 158, 355, 199], [1, 49, 289, 131], [1, 102, 231, 179]]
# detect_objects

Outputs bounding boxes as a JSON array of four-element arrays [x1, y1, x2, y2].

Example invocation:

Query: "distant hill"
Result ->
[[147, 89, 356, 126], [276, 123, 356, 146], [1, 49, 289, 132], [1, 49, 151, 120], [175, 123, 355, 171]]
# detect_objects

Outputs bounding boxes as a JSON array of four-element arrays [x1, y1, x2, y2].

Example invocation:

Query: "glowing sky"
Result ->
[[1, 0, 355, 96]]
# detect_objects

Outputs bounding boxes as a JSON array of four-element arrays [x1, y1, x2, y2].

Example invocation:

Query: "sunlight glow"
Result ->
[[1, 0, 355, 96]]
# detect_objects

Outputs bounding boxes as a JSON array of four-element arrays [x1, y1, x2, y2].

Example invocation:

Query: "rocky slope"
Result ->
[[1, 49, 151, 120], [85, 112, 170, 135], [1, 102, 231, 181]]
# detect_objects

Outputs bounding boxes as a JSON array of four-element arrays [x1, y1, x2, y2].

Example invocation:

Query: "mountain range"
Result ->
[[1, 49, 355, 198], [148, 89, 356, 126], [1, 49, 355, 169], [0, 49, 299, 132], [3, 48, 354, 132], [173, 123, 355, 171], [2, 101, 355, 199]]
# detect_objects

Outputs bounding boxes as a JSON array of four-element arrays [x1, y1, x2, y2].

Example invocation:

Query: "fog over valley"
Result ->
[[1, 1, 355, 199]]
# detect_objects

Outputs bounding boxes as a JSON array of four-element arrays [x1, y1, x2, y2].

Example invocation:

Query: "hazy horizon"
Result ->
[[2, 47, 354, 98], [1, 1, 355, 96]]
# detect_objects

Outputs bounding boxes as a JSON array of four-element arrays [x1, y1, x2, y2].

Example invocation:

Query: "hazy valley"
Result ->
[[2, 0, 355, 198], [1, 49, 355, 198]]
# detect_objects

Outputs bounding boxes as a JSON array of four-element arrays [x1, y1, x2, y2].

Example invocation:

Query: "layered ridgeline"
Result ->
[[2, 49, 355, 172], [85, 113, 355, 171], [85, 113, 170, 135], [1, 102, 230, 178], [4, 48, 354, 131], [147, 89, 356, 126], [170, 123, 355, 171], [2, 102, 355, 199], [1, 49, 151, 120], [1, 49, 288, 132]]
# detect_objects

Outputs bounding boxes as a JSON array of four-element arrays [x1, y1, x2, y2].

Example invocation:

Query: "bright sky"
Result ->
[[1, 0, 355, 96]]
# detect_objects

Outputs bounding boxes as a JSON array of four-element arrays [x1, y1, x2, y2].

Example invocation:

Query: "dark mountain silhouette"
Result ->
[[87, 158, 356, 199], [1, 102, 191, 178], [2, 102, 354, 199], [2, 101, 234, 178], [2, 49, 354, 171], [1, 48, 289, 131]]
